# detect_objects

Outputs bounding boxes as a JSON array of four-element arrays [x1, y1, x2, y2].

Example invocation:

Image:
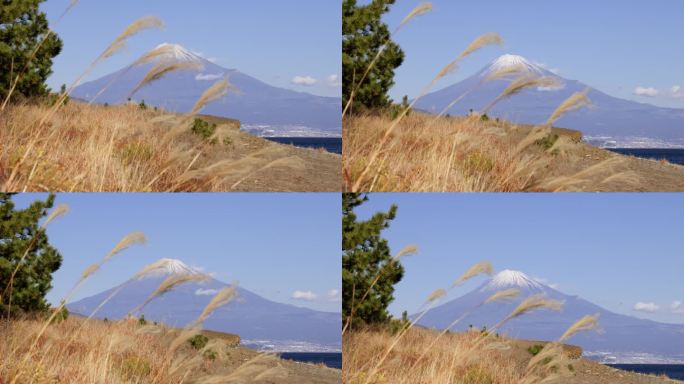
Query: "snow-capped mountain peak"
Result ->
[[481, 269, 545, 291], [155, 258, 199, 276], [154, 43, 204, 63], [483, 54, 544, 77]]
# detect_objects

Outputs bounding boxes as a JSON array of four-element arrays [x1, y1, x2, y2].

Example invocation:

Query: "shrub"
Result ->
[[51, 306, 69, 324], [188, 334, 209, 350], [528, 344, 544, 356], [138, 315, 147, 325], [387, 311, 410, 335], [535, 133, 559, 150], [138, 100, 147, 110], [190, 118, 217, 143], [480, 113, 489, 122], [203, 349, 218, 361]]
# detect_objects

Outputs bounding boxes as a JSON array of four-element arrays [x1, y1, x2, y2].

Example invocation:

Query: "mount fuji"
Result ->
[[71, 44, 341, 137], [415, 270, 684, 363], [415, 54, 684, 147], [66, 259, 341, 352]]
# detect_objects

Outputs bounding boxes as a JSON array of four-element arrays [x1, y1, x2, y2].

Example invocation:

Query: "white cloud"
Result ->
[[671, 301, 684, 314], [291, 76, 317, 86], [327, 289, 341, 302], [633, 86, 659, 97], [633, 302, 659, 313], [671, 85, 684, 98], [326, 74, 342, 87], [195, 288, 218, 296], [292, 290, 318, 301], [196, 73, 224, 81]]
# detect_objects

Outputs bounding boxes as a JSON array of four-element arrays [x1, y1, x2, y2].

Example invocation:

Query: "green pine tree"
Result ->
[[342, 193, 404, 329], [0, 193, 62, 317], [342, 0, 404, 112], [1, 0, 63, 102]]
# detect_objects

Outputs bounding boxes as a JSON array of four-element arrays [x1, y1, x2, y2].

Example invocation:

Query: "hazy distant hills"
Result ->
[[71, 44, 341, 137], [415, 54, 684, 147], [416, 270, 684, 363], [67, 259, 341, 352]]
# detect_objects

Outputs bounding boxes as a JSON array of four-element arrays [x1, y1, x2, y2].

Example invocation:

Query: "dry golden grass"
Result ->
[[344, 327, 523, 384], [0, 314, 306, 384], [344, 113, 541, 192], [0, 102, 337, 192], [343, 112, 647, 192]]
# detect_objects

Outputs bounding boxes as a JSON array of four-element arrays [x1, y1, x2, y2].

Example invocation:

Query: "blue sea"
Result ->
[[279, 352, 342, 369], [265, 137, 342, 154], [608, 364, 684, 380], [606, 148, 684, 166]]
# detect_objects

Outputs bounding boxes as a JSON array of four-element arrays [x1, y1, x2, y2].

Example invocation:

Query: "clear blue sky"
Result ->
[[371, 0, 684, 108], [13, 193, 341, 313], [354, 193, 684, 325], [41, 0, 341, 97]]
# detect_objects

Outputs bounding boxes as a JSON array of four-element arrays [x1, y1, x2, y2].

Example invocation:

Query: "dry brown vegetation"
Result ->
[[344, 112, 684, 192], [0, 315, 340, 384], [0, 102, 340, 192], [343, 328, 681, 384]]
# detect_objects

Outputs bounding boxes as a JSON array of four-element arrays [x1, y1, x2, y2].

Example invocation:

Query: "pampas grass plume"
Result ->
[[397, 3, 433, 31], [485, 288, 520, 304], [452, 261, 493, 287], [106, 231, 146, 261], [507, 294, 563, 320], [393, 244, 418, 260], [42, 204, 69, 228]]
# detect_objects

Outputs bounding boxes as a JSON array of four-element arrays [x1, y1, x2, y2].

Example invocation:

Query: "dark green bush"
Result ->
[[190, 118, 218, 143], [535, 133, 559, 150], [188, 334, 209, 350], [527, 344, 544, 356]]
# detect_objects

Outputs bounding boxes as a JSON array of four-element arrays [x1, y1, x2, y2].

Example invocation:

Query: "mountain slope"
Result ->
[[416, 270, 684, 363], [71, 44, 341, 136], [67, 259, 341, 351], [415, 54, 684, 146]]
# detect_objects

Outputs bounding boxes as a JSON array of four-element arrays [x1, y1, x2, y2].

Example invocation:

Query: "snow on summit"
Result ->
[[152, 258, 200, 276], [154, 43, 205, 63], [483, 54, 545, 77], [481, 270, 545, 291]]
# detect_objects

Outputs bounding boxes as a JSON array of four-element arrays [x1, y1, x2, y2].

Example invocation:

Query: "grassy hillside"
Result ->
[[343, 112, 684, 192], [344, 327, 681, 384], [0, 101, 340, 192], [0, 314, 341, 384]]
